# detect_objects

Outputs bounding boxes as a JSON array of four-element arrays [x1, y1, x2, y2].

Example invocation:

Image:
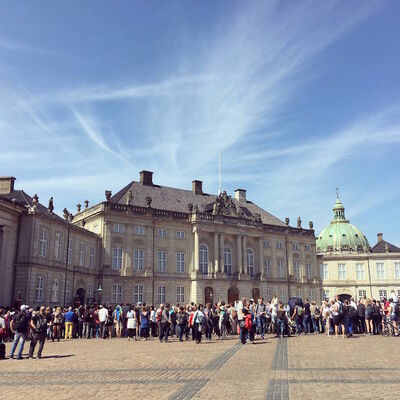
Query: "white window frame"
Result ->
[[358, 290, 366, 300], [306, 263, 312, 279], [305, 244, 311, 252], [266, 288, 272, 300], [224, 247, 232, 275], [292, 243, 299, 251], [112, 248, 123, 270], [158, 228, 167, 238], [39, 227, 48, 257], [65, 280, 71, 304], [113, 224, 125, 234], [87, 283, 94, 302], [112, 283, 123, 303], [35, 276, 44, 302], [276, 241, 283, 249], [246, 248, 254, 276], [79, 241, 85, 267], [264, 259, 271, 278], [356, 263, 365, 280], [263, 240, 269, 248], [55, 232, 63, 261], [67, 237, 74, 265], [157, 251, 167, 272], [157, 285, 166, 304], [134, 249, 144, 271], [176, 252, 185, 273], [293, 261, 300, 279], [277, 260, 284, 278], [199, 245, 209, 276], [395, 262, 400, 279], [176, 231, 185, 240], [322, 290, 330, 300], [338, 263, 347, 280], [376, 263, 385, 279], [51, 279, 59, 302], [177, 286, 185, 303], [278, 288, 286, 303], [134, 285, 144, 303], [379, 289, 387, 299], [310, 289, 315, 301], [133, 226, 145, 235]]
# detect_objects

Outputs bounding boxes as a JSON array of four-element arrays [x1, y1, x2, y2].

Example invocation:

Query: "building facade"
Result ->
[[317, 197, 400, 301], [72, 171, 321, 306]]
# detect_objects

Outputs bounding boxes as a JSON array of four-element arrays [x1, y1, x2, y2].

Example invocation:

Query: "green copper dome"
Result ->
[[316, 197, 370, 253]]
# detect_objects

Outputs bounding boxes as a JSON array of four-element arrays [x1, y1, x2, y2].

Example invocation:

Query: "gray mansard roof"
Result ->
[[110, 180, 286, 227]]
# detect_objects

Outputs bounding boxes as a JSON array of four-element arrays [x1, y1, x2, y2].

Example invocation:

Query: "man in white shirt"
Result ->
[[98, 305, 109, 339]]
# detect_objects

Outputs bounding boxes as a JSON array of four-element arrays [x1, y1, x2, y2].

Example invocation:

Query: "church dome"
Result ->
[[316, 197, 370, 253]]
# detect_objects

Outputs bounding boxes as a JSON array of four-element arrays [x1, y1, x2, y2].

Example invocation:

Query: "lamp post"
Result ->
[[97, 285, 103, 306]]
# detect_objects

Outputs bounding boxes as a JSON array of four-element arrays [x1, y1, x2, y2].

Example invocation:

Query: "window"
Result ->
[[79, 241, 85, 267], [176, 252, 185, 273], [321, 263, 329, 280], [89, 245, 95, 268], [293, 262, 300, 279], [276, 241, 283, 249], [264, 259, 271, 278], [134, 285, 144, 303], [177, 286, 185, 303], [158, 285, 166, 304], [35, 277, 44, 302], [112, 284, 123, 303], [65, 281, 71, 304], [133, 226, 145, 235], [157, 251, 167, 272], [310, 289, 315, 301], [51, 279, 59, 302], [263, 240, 269, 248], [338, 264, 347, 280], [87, 283, 94, 302], [296, 289, 302, 298], [278, 288, 286, 303], [224, 247, 232, 275], [55, 232, 63, 261], [322, 290, 330, 300], [246, 249, 254, 276], [266, 288, 272, 300], [395, 263, 400, 279], [358, 290, 367, 299], [292, 243, 299, 251], [39, 228, 48, 257], [158, 228, 167, 238], [356, 263, 365, 280], [376, 263, 385, 279], [176, 231, 185, 239], [67, 238, 74, 264], [112, 248, 123, 270], [379, 289, 387, 299], [113, 224, 125, 234], [277, 260, 284, 278], [305, 244, 311, 251], [134, 249, 144, 271], [306, 263, 312, 279], [199, 245, 208, 275]]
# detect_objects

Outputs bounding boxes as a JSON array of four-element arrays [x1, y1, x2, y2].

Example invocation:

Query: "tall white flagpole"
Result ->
[[218, 152, 221, 195]]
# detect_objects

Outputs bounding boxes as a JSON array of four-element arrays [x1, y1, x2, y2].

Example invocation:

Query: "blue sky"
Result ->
[[1, 1, 399, 245]]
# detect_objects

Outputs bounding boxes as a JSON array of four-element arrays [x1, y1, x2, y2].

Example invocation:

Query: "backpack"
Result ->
[[35, 316, 47, 334], [14, 313, 26, 331], [244, 314, 252, 330], [337, 302, 344, 316], [156, 310, 162, 323], [394, 302, 400, 316], [222, 310, 229, 324], [296, 306, 304, 316]]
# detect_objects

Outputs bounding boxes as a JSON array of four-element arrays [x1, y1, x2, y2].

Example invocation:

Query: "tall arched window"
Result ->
[[199, 245, 208, 275], [246, 248, 254, 276], [224, 247, 232, 275]]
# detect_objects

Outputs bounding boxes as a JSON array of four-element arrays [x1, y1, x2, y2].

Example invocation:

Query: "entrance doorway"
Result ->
[[228, 286, 239, 304], [205, 286, 214, 304], [76, 288, 86, 306]]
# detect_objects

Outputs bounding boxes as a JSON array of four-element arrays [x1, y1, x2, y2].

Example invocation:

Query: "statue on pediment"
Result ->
[[126, 190, 133, 205]]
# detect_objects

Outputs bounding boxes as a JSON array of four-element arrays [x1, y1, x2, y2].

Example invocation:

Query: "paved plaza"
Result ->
[[2, 335, 400, 399]]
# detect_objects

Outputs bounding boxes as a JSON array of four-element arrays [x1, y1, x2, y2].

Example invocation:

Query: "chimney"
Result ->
[[192, 180, 203, 195], [0, 176, 16, 194], [234, 189, 246, 202], [140, 170, 153, 186], [377, 233, 383, 243]]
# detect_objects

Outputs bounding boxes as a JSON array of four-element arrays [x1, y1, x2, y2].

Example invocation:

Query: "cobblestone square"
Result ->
[[2, 334, 400, 399]]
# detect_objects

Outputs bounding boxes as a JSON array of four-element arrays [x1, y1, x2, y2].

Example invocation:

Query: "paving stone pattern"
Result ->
[[1, 335, 400, 399]]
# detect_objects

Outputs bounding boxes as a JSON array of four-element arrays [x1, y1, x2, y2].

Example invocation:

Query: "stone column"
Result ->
[[194, 227, 199, 272], [242, 236, 247, 274], [236, 235, 242, 275], [258, 237, 264, 278], [213, 232, 219, 275], [219, 233, 224, 273]]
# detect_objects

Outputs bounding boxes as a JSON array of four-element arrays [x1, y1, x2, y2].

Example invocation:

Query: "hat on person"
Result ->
[[250, 298, 254, 302], [20, 305, 28, 311]]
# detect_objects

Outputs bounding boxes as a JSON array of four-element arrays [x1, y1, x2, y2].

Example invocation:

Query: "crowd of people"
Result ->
[[1, 289, 399, 360]]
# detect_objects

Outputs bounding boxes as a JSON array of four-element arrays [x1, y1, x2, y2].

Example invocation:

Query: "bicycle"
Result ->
[[378, 315, 399, 337]]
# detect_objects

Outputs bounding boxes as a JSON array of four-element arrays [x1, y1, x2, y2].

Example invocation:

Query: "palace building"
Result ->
[[0, 172, 322, 307], [317, 196, 400, 301]]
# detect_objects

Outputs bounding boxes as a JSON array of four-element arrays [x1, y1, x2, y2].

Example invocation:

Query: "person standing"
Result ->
[[193, 304, 205, 344], [28, 306, 48, 359], [64, 307, 75, 340], [98, 305, 108, 339], [256, 298, 267, 339], [159, 303, 171, 343], [303, 299, 311, 334], [9, 305, 30, 359], [82, 306, 94, 339]]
